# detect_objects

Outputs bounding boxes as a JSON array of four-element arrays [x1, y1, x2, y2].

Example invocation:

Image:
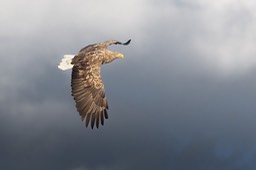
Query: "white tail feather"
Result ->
[[58, 55, 75, 70]]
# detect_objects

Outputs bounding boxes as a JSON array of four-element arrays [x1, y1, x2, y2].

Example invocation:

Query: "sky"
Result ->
[[1, 0, 256, 169]]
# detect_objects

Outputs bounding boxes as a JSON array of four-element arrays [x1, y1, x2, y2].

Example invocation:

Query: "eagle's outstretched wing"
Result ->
[[62, 39, 131, 129], [71, 52, 108, 129]]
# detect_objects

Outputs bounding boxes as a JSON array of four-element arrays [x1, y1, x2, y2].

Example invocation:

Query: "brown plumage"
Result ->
[[70, 39, 131, 129]]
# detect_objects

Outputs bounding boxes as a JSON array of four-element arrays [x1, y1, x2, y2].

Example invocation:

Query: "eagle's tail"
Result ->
[[58, 55, 75, 70]]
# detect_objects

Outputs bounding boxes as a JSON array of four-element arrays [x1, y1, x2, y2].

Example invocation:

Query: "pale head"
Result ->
[[103, 50, 124, 64]]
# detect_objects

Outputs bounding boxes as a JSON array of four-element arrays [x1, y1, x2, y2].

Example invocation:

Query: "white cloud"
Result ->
[[190, 0, 256, 76], [143, 0, 256, 76]]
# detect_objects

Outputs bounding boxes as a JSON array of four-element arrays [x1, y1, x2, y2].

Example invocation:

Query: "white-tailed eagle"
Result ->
[[58, 39, 131, 129]]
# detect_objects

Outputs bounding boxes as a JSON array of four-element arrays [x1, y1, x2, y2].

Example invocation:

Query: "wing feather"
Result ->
[[71, 52, 108, 129], [100, 110, 104, 125]]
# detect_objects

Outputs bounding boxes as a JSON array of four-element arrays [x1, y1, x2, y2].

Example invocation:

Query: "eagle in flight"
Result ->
[[58, 39, 131, 129]]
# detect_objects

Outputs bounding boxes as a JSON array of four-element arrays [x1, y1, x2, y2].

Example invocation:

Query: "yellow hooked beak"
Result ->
[[117, 53, 124, 59]]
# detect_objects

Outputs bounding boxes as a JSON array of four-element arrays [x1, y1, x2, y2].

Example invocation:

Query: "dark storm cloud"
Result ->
[[1, 0, 256, 170]]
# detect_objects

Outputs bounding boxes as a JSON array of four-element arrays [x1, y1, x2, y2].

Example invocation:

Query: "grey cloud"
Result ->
[[1, 0, 256, 170]]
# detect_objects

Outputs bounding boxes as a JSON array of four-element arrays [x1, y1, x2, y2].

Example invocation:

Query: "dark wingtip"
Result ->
[[115, 39, 131, 45], [123, 39, 131, 45]]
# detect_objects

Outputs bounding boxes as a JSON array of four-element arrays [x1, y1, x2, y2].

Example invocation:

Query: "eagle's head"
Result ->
[[103, 50, 125, 64]]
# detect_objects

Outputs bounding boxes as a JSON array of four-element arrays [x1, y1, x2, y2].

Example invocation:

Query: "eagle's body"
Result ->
[[58, 39, 131, 129]]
